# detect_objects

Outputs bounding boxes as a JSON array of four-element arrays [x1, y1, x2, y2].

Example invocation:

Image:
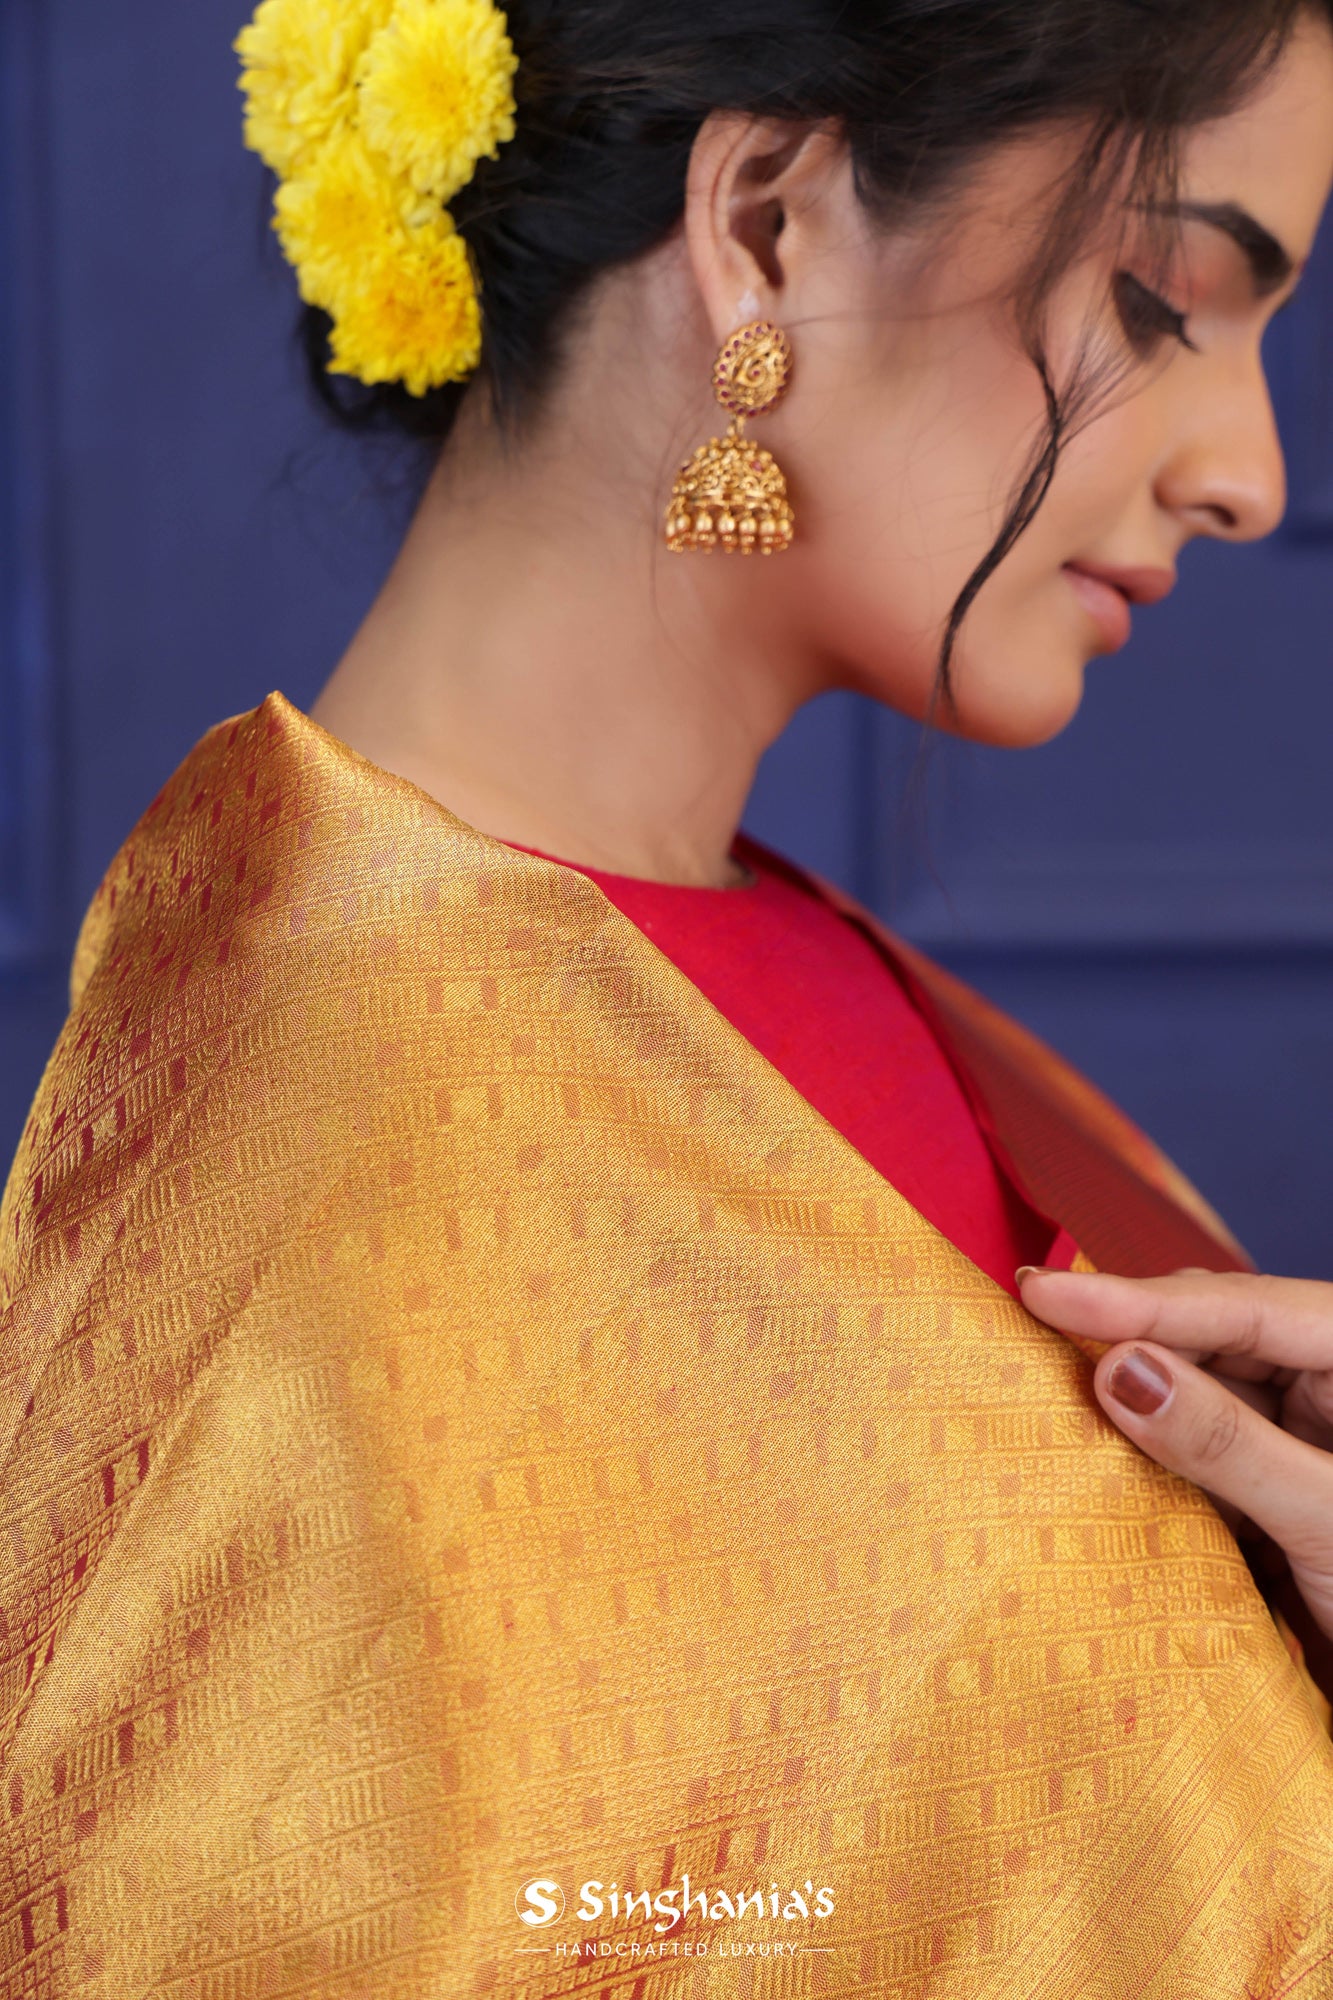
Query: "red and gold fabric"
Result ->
[[1, 694, 1329, 1997]]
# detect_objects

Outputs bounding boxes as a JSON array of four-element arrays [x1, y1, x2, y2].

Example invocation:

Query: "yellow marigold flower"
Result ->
[[274, 127, 406, 310], [237, 0, 393, 177], [237, 0, 513, 392], [326, 221, 482, 395], [357, 0, 518, 205]]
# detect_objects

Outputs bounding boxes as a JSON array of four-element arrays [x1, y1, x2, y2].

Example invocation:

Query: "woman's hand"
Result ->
[[1016, 1266, 1333, 1642]]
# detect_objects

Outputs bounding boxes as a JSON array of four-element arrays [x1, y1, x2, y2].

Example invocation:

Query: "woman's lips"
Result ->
[[1063, 559, 1177, 654], [1063, 565, 1133, 652]]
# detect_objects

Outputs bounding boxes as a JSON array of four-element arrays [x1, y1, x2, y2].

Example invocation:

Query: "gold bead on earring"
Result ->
[[665, 320, 796, 556]]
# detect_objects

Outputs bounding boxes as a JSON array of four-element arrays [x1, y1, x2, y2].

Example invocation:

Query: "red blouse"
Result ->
[[525, 835, 1076, 1299]]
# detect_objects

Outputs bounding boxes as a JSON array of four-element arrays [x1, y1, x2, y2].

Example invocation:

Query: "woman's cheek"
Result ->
[[795, 374, 1117, 744]]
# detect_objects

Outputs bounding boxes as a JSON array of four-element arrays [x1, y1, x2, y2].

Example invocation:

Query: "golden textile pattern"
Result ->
[[0, 694, 1330, 1997]]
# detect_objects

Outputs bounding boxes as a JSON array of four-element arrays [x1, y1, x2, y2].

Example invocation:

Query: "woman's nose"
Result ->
[[1155, 354, 1288, 544]]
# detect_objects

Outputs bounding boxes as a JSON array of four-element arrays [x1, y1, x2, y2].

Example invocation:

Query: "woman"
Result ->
[[3, 1, 1333, 1993]]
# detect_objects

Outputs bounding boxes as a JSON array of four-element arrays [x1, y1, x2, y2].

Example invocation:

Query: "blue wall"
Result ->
[[4, 0, 1332, 1276]]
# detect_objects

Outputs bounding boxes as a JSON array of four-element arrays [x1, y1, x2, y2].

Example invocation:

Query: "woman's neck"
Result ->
[[311, 347, 818, 889]]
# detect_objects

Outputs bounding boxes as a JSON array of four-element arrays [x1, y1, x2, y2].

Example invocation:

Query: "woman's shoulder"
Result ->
[[68, 692, 550, 1008], [64, 708, 1249, 1286], [69, 697, 302, 1009]]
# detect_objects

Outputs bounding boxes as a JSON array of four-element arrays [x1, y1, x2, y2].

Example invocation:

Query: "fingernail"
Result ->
[[1015, 1266, 1056, 1284], [1107, 1348, 1174, 1417]]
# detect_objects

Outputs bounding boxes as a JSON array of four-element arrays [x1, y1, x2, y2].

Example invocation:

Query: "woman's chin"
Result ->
[[939, 649, 1088, 749], [850, 626, 1088, 749]]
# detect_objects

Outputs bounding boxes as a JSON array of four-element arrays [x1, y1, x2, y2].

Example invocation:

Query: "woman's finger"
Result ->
[[1221, 1375, 1283, 1425], [1093, 1340, 1333, 1635], [1019, 1267, 1333, 1372], [1282, 1370, 1333, 1453]]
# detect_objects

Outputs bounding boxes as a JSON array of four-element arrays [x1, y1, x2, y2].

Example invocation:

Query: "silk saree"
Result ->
[[0, 692, 1330, 1997]]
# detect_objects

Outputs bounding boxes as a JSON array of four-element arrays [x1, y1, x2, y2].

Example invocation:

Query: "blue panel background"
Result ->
[[3, 0, 1331, 1278]]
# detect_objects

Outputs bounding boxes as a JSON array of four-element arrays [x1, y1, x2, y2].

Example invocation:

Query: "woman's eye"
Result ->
[[1113, 271, 1198, 357]]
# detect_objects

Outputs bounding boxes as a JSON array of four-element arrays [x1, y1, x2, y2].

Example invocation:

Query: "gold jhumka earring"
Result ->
[[665, 320, 795, 556]]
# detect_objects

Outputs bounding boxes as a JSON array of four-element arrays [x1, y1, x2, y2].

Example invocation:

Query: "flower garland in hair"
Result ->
[[236, 0, 518, 395]]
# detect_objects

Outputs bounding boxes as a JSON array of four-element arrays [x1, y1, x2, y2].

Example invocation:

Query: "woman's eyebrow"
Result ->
[[1176, 200, 1298, 295]]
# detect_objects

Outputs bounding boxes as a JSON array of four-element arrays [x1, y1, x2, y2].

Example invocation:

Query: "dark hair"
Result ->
[[298, 0, 1327, 703]]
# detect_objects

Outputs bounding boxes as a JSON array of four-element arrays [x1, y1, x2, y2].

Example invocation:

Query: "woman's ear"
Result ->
[[684, 113, 856, 344]]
